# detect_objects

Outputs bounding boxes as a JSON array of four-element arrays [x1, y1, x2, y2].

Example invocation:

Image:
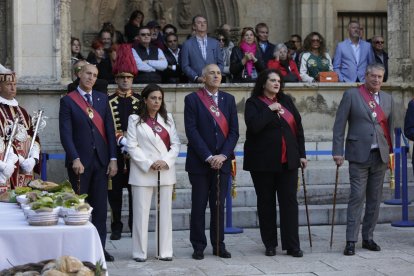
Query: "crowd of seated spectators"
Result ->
[[70, 11, 388, 85]]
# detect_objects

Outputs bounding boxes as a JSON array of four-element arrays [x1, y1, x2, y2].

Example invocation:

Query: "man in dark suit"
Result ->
[[181, 15, 224, 83], [332, 63, 393, 256], [59, 64, 118, 262], [371, 35, 389, 82], [162, 33, 186, 83], [255, 22, 276, 66], [184, 64, 239, 260]]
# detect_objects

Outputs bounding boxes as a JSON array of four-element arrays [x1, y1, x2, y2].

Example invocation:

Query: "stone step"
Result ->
[[108, 203, 414, 232]]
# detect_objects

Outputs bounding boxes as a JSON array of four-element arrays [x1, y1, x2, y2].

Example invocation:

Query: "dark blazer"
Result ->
[[162, 48, 187, 83], [59, 90, 117, 168], [230, 46, 265, 82], [258, 41, 276, 66], [374, 50, 389, 82], [243, 93, 306, 172], [184, 90, 239, 174], [404, 100, 414, 162], [181, 36, 224, 82]]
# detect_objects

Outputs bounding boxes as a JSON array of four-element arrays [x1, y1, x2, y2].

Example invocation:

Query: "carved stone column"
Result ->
[[388, 0, 413, 82], [60, 0, 72, 82]]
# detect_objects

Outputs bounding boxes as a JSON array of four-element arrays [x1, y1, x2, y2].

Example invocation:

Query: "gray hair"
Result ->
[[366, 63, 385, 75], [273, 43, 287, 58], [201, 64, 221, 76]]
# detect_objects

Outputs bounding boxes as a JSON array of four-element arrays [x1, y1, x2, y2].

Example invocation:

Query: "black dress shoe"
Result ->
[[104, 250, 114, 262], [213, 249, 231, 258], [286, 249, 303, 257], [265, 247, 276, 256], [192, 251, 204, 260], [159, 257, 173, 261], [133, 257, 146, 262], [362, 240, 381, 251], [343, 241, 355, 256], [110, 231, 121, 240]]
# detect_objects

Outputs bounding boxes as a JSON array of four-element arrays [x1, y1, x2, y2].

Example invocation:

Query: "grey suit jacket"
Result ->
[[332, 87, 393, 163], [180, 36, 224, 82]]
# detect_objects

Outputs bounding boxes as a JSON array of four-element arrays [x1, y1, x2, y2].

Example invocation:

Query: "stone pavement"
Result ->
[[105, 224, 414, 275]]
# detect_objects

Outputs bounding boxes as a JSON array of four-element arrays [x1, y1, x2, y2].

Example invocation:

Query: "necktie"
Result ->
[[374, 93, 379, 104], [260, 43, 266, 52], [85, 93, 93, 106]]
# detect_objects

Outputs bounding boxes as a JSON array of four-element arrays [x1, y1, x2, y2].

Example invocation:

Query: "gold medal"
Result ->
[[87, 107, 94, 119]]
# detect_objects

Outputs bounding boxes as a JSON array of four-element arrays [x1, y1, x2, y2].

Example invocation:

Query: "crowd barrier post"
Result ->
[[385, 128, 403, 205], [224, 175, 243, 234], [391, 146, 414, 227]]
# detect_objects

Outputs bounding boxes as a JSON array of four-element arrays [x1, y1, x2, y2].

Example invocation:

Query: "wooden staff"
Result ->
[[301, 167, 312, 247], [157, 170, 160, 259], [330, 165, 339, 248], [216, 169, 220, 257]]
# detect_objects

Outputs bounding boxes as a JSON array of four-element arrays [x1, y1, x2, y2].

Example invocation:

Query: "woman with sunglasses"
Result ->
[[230, 27, 265, 82], [299, 32, 333, 82]]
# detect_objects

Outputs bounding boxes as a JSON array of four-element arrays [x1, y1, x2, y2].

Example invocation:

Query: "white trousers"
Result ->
[[131, 185, 173, 259]]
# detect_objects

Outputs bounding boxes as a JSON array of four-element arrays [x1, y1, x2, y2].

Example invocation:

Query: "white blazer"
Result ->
[[126, 113, 180, 186]]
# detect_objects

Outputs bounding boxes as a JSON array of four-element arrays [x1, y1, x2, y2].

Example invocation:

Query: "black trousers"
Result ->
[[251, 168, 300, 251], [68, 151, 108, 249], [108, 155, 133, 232], [189, 170, 229, 252]]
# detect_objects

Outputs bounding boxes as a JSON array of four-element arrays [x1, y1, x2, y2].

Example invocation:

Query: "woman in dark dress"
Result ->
[[243, 69, 307, 257]]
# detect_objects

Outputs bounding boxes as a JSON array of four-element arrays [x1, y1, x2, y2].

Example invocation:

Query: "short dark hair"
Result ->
[[251, 69, 285, 98], [291, 34, 302, 42], [162, 24, 177, 34], [255, 22, 269, 34], [165, 33, 178, 42], [192, 14, 207, 25], [129, 10, 145, 25]]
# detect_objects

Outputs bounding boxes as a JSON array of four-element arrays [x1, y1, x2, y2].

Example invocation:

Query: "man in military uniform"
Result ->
[[108, 44, 141, 240], [0, 67, 40, 193]]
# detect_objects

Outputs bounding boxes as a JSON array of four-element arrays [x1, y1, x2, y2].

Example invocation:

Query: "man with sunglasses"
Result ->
[[333, 20, 375, 82], [371, 36, 388, 82], [131, 26, 167, 83]]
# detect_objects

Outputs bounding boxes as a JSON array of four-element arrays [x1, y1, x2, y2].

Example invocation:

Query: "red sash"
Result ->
[[68, 91, 108, 144], [358, 85, 392, 153], [145, 117, 171, 150], [259, 96, 298, 137], [196, 89, 229, 138]]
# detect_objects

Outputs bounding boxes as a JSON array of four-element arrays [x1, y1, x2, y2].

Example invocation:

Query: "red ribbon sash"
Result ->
[[145, 118, 171, 150], [196, 89, 229, 138], [68, 91, 108, 144], [358, 85, 392, 153], [259, 96, 298, 137]]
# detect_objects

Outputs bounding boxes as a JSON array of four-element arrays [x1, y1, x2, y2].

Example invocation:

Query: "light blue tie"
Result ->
[[85, 93, 93, 106]]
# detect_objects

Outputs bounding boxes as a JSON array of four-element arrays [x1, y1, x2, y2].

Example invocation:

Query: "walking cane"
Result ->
[[330, 165, 339, 248], [216, 169, 220, 257], [157, 170, 161, 259], [301, 167, 312, 247]]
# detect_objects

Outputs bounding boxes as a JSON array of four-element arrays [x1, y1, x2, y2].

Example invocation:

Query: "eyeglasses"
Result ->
[[140, 33, 151, 37], [218, 38, 225, 42], [375, 41, 384, 44], [311, 39, 321, 42], [290, 40, 300, 43]]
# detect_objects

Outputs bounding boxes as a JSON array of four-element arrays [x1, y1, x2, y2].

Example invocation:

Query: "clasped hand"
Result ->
[[151, 160, 168, 171], [268, 102, 282, 112], [208, 155, 226, 170]]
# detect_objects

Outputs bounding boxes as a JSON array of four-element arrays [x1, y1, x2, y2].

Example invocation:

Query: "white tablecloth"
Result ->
[[0, 202, 106, 270]]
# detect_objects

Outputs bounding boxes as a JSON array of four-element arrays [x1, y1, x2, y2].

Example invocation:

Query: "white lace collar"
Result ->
[[0, 96, 18, 107]]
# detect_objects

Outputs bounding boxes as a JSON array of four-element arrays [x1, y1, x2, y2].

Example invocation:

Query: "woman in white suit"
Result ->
[[127, 83, 180, 262]]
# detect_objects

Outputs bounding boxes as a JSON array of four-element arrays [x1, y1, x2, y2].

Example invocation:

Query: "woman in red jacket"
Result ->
[[267, 43, 301, 82]]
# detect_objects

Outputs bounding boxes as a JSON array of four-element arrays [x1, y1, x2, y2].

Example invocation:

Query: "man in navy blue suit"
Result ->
[[59, 64, 118, 262], [181, 15, 224, 83], [184, 64, 239, 260]]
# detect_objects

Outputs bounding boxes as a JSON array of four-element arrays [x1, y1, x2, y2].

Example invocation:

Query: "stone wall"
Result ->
[[16, 83, 414, 181]]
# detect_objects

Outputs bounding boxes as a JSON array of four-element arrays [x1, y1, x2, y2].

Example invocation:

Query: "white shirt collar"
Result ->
[[77, 86, 92, 98], [0, 95, 18, 107]]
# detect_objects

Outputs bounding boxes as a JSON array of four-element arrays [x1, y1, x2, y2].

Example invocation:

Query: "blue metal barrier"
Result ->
[[385, 128, 403, 205], [391, 146, 414, 227], [224, 175, 243, 234]]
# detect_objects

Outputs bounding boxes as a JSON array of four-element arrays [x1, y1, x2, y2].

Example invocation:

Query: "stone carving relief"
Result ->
[[295, 94, 338, 116], [0, 0, 7, 65], [178, 0, 192, 29], [152, 0, 165, 21]]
